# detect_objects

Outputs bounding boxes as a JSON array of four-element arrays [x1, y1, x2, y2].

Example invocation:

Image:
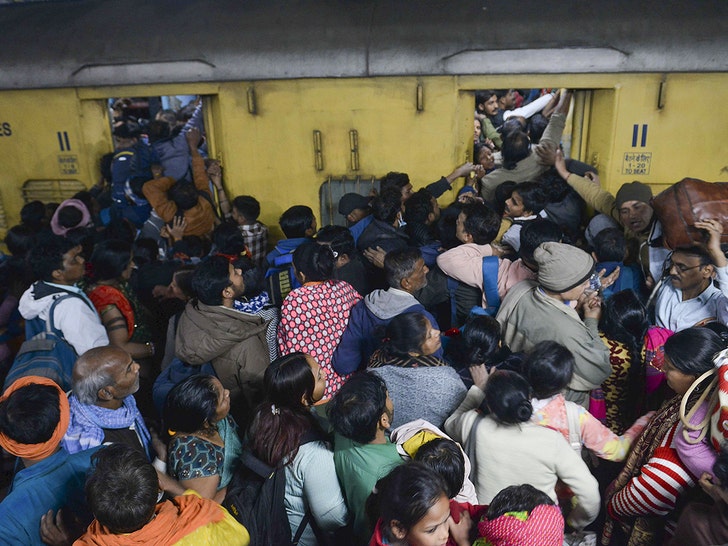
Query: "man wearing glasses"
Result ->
[[654, 219, 728, 331]]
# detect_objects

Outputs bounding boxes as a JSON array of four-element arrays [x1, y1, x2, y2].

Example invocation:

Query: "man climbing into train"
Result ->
[[550, 147, 669, 286], [142, 127, 218, 237], [110, 123, 159, 227], [480, 90, 573, 200]]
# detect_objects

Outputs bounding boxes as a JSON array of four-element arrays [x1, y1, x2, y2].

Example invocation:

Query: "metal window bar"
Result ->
[[22, 179, 87, 204], [319, 175, 379, 227]]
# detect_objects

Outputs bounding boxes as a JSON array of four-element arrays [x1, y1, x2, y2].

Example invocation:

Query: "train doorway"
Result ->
[[107, 94, 209, 179], [470, 88, 612, 178]]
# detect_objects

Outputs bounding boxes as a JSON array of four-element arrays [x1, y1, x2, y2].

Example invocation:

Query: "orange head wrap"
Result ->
[[0, 376, 70, 461]]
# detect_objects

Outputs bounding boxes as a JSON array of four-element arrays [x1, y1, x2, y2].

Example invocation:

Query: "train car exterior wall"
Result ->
[[0, 72, 726, 239]]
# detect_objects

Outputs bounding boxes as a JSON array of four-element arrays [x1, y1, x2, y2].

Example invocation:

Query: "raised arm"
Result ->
[[535, 90, 571, 151], [181, 99, 204, 133], [186, 127, 211, 194], [541, 89, 561, 118], [207, 160, 232, 219], [425, 162, 481, 198], [552, 149, 619, 222], [503, 91, 556, 121]]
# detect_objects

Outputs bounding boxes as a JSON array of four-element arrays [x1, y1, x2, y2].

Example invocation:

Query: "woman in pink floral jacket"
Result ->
[[278, 241, 361, 399]]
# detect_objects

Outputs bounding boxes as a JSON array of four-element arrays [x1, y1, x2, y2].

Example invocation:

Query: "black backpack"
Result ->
[[223, 430, 341, 546], [224, 450, 298, 546]]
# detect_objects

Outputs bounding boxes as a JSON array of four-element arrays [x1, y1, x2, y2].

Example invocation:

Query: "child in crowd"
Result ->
[[231, 195, 268, 267], [524, 340, 653, 462], [473, 484, 564, 546], [500, 181, 547, 253], [367, 463, 473, 546], [390, 419, 479, 505]]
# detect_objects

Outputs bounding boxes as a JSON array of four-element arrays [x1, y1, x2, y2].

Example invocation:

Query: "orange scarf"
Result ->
[[0, 376, 69, 461], [76, 492, 225, 545]]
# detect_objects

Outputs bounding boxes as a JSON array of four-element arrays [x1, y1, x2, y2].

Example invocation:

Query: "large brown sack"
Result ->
[[651, 178, 728, 250]]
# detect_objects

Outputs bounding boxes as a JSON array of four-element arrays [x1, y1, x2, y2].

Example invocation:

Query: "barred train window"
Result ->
[[22, 179, 87, 205], [319, 175, 379, 227]]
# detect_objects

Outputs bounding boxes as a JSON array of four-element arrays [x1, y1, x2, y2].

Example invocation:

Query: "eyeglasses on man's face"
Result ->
[[666, 260, 703, 274]]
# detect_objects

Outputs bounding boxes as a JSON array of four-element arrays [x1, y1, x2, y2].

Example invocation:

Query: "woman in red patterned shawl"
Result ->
[[277, 241, 361, 399], [87, 239, 156, 362]]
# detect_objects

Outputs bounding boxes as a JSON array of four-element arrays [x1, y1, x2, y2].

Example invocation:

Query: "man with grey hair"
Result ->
[[330, 247, 440, 375], [61, 346, 154, 460]]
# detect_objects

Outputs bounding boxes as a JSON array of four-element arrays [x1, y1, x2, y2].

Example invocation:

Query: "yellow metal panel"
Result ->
[[76, 83, 221, 100], [0, 88, 89, 226], [78, 96, 113, 185], [597, 73, 728, 195], [212, 77, 466, 232], [585, 88, 618, 181]]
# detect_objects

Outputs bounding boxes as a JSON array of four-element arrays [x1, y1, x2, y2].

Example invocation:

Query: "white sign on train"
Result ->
[[622, 152, 652, 176]]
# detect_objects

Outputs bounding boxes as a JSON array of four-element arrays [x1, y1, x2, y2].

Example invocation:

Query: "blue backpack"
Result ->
[[446, 256, 501, 326], [265, 252, 302, 307], [470, 256, 501, 317], [110, 141, 158, 207], [152, 357, 216, 417], [4, 294, 83, 391]]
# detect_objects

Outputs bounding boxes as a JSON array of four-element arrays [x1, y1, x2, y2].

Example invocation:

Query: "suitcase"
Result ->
[[650, 178, 728, 250]]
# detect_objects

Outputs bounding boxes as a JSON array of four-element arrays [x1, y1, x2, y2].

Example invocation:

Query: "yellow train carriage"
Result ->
[[0, 1, 726, 241]]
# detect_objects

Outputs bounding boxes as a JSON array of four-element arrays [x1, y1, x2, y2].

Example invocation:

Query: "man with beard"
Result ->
[[175, 256, 270, 423], [552, 149, 671, 284]]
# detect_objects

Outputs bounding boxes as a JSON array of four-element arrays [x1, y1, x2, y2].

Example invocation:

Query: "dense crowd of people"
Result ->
[[0, 89, 727, 546]]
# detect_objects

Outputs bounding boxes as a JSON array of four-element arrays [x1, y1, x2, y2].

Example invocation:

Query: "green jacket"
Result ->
[[333, 434, 402, 545]]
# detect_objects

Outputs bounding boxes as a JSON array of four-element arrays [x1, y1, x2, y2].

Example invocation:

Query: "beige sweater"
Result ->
[[444, 386, 600, 530]]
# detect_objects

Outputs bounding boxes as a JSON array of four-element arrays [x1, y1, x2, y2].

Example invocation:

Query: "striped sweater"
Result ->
[[607, 423, 694, 518]]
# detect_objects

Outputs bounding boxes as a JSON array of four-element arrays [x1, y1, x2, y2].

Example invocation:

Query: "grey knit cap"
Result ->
[[535, 242, 595, 293], [615, 181, 652, 209]]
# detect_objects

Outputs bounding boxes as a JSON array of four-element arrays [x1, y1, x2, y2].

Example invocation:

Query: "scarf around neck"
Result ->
[[64, 394, 152, 460]]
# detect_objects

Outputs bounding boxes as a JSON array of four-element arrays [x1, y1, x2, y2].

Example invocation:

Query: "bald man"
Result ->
[[61, 346, 154, 460]]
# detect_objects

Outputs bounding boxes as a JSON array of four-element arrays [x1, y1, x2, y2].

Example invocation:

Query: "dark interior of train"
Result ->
[[109, 95, 204, 136]]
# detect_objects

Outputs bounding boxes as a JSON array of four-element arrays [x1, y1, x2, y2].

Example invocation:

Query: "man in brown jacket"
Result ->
[[175, 255, 270, 424], [142, 127, 217, 237]]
